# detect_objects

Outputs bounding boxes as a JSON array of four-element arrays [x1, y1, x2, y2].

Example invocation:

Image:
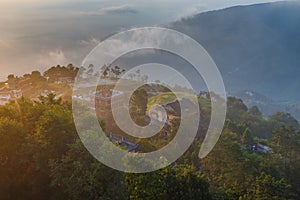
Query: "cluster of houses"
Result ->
[[0, 73, 73, 106], [109, 133, 139, 152], [0, 86, 22, 105], [250, 143, 273, 153], [73, 87, 140, 152], [95, 86, 124, 118], [74, 85, 189, 151], [0, 76, 35, 105], [0, 77, 29, 105], [55, 77, 74, 85]]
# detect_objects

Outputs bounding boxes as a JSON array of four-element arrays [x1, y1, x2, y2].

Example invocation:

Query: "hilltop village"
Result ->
[[0, 64, 277, 154]]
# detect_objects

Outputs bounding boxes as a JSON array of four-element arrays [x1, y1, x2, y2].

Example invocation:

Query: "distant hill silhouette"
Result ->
[[168, 2, 300, 105]]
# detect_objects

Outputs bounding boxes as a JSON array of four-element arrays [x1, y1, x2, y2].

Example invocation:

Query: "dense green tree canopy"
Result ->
[[0, 91, 299, 199]]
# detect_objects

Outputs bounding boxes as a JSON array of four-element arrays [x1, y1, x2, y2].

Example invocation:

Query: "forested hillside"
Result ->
[[0, 91, 299, 199]]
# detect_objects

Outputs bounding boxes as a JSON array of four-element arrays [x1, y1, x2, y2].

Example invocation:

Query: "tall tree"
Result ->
[[125, 165, 211, 200]]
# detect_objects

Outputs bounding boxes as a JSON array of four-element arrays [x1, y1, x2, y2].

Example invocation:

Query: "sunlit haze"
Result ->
[[0, 0, 289, 81]]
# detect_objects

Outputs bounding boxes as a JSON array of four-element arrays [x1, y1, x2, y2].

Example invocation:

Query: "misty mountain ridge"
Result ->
[[168, 1, 300, 106], [232, 89, 300, 125]]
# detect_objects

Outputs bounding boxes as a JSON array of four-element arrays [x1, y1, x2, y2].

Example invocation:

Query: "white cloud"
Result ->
[[175, 4, 207, 20], [77, 4, 138, 16], [101, 4, 138, 14], [37, 50, 68, 70], [79, 37, 101, 46]]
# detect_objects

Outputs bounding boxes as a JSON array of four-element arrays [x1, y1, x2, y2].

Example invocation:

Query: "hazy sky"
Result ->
[[0, 0, 289, 81]]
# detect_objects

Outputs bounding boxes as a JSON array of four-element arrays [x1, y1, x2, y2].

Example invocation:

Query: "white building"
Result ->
[[0, 87, 22, 105]]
